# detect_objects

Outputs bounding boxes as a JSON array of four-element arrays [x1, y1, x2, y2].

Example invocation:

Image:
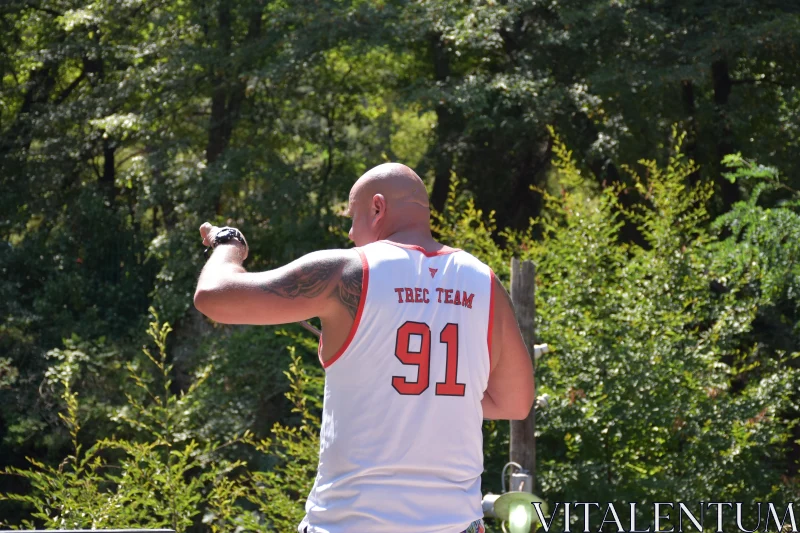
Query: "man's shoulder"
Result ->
[[298, 248, 363, 273], [335, 250, 364, 320], [280, 249, 362, 296], [449, 248, 493, 273]]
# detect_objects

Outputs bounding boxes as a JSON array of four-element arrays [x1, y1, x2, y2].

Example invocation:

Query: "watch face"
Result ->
[[214, 228, 242, 246], [216, 228, 235, 242]]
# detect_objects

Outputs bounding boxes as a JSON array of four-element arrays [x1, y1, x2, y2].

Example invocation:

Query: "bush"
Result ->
[[0, 309, 323, 532], [435, 128, 800, 528]]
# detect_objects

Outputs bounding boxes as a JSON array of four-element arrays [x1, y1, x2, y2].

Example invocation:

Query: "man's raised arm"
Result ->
[[193, 239, 361, 326]]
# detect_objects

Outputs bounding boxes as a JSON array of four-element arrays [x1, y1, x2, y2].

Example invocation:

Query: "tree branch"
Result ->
[[54, 71, 85, 105], [731, 77, 793, 89], [25, 3, 63, 18], [115, 148, 147, 169]]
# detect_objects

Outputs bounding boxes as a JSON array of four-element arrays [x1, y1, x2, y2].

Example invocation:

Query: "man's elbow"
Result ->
[[194, 290, 218, 320], [507, 399, 534, 420], [508, 388, 535, 420], [194, 290, 245, 324]]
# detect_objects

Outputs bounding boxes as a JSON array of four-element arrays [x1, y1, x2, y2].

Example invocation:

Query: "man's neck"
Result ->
[[380, 229, 453, 253]]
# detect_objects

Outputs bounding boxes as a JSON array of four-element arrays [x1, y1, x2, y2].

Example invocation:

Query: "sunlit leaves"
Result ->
[[437, 128, 799, 513]]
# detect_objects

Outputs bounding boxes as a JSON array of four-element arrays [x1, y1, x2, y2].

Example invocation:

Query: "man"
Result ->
[[194, 163, 535, 533]]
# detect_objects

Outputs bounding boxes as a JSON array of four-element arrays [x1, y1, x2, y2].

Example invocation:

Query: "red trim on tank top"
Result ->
[[488, 269, 496, 370], [319, 248, 369, 369], [378, 239, 461, 257]]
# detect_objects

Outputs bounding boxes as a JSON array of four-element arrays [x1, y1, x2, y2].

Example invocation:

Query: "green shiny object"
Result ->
[[493, 492, 549, 523], [508, 500, 533, 533]]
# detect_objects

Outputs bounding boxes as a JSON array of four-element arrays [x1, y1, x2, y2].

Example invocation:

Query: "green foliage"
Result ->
[[528, 132, 799, 508], [432, 173, 515, 280], [0, 358, 18, 390], [710, 153, 800, 401], [4, 126, 800, 529], [436, 128, 800, 521], [0, 308, 324, 532], [246, 351, 321, 531], [207, 349, 323, 533], [2, 0, 800, 524], [0, 309, 242, 530]]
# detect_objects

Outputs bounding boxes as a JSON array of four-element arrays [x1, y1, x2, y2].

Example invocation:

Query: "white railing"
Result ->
[[26, 530, 175, 532]]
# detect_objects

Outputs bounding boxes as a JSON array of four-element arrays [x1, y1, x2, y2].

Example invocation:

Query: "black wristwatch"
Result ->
[[204, 227, 248, 259]]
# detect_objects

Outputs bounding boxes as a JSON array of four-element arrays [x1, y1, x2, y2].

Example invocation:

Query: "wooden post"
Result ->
[[509, 258, 536, 490]]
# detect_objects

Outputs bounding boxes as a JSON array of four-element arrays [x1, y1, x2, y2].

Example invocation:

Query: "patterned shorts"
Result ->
[[462, 519, 486, 533], [303, 518, 485, 533]]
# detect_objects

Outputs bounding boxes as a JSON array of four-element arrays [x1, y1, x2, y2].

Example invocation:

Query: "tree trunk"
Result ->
[[206, 1, 235, 167], [100, 136, 117, 203], [505, 137, 551, 233], [205, 2, 263, 215], [510, 259, 537, 488], [429, 33, 461, 213], [711, 59, 741, 211], [681, 79, 701, 184], [0, 62, 59, 157]]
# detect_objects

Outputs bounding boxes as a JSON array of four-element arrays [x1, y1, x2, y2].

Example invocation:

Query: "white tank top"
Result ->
[[299, 240, 495, 533]]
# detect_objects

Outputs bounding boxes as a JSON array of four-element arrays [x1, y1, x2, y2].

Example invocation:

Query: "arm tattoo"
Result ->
[[338, 257, 363, 319], [260, 253, 363, 319], [261, 258, 340, 299]]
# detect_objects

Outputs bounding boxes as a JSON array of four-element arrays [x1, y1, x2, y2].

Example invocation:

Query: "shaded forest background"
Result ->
[[1, 0, 800, 531]]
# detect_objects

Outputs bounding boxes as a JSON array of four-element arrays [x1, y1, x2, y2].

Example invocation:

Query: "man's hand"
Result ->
[[199, 222, 248, 260], [199, 222, 219, 247]]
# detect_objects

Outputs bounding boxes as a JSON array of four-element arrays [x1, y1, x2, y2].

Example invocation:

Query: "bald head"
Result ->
[[346, 163, 433, 245], [350, 163, 429, 211]]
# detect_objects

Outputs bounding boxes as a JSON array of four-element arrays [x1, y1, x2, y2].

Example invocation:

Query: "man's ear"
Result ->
[[371, 194, 386, 224]]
